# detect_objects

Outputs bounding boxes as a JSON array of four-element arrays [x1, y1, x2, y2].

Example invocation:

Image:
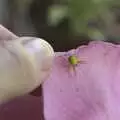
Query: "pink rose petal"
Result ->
[[43, 41, 120, 120]]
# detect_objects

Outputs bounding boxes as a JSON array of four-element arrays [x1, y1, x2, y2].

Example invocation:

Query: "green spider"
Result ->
[[68, 55, 85, 72], [68, 55, 80, 65], [58, 54, 85, 73]]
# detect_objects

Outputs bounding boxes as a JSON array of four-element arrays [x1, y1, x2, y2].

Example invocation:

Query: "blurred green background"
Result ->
[[0, 0, 120, 51]]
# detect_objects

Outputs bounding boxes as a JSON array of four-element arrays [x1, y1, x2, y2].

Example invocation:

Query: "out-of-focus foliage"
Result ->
[[47, 0, 120, 37], [12, 0, 33, 11], [48, 5, 68, 26]]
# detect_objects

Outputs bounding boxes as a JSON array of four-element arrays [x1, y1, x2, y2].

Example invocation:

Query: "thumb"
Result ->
[[0, 25, 18, 40], [0, 36, 54, 104]]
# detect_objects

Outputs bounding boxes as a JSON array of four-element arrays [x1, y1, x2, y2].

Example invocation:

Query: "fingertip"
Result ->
[[0, 25, 18, 40]]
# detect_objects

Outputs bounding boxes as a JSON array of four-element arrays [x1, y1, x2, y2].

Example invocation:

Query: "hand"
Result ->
[[0, 25, 18, 40], [0, 25, 54, 104]]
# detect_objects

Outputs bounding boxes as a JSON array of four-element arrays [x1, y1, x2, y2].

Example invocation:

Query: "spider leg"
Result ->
[[78, 60, 86, 64], [57, 54, 70, 68], [69, 64, 76, 73]]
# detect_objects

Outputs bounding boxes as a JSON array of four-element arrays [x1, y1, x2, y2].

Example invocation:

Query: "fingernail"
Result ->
[[19, 37, 55, 84]]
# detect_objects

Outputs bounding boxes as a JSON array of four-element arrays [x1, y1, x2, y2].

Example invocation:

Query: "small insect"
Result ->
[[68, 55, 80, 66], [57, 54, 85, 74], [68, 55, 85, 73]]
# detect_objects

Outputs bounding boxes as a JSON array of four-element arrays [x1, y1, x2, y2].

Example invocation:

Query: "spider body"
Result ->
[[68, 55, 80, 66], [67, 55, 86, 74], [67, 55, 81, 74], [58, 54, 85, 74]]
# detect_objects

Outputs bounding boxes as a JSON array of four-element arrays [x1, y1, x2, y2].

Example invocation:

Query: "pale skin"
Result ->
[[0, 25, 18, 40], [0, 25, 54, 104]]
